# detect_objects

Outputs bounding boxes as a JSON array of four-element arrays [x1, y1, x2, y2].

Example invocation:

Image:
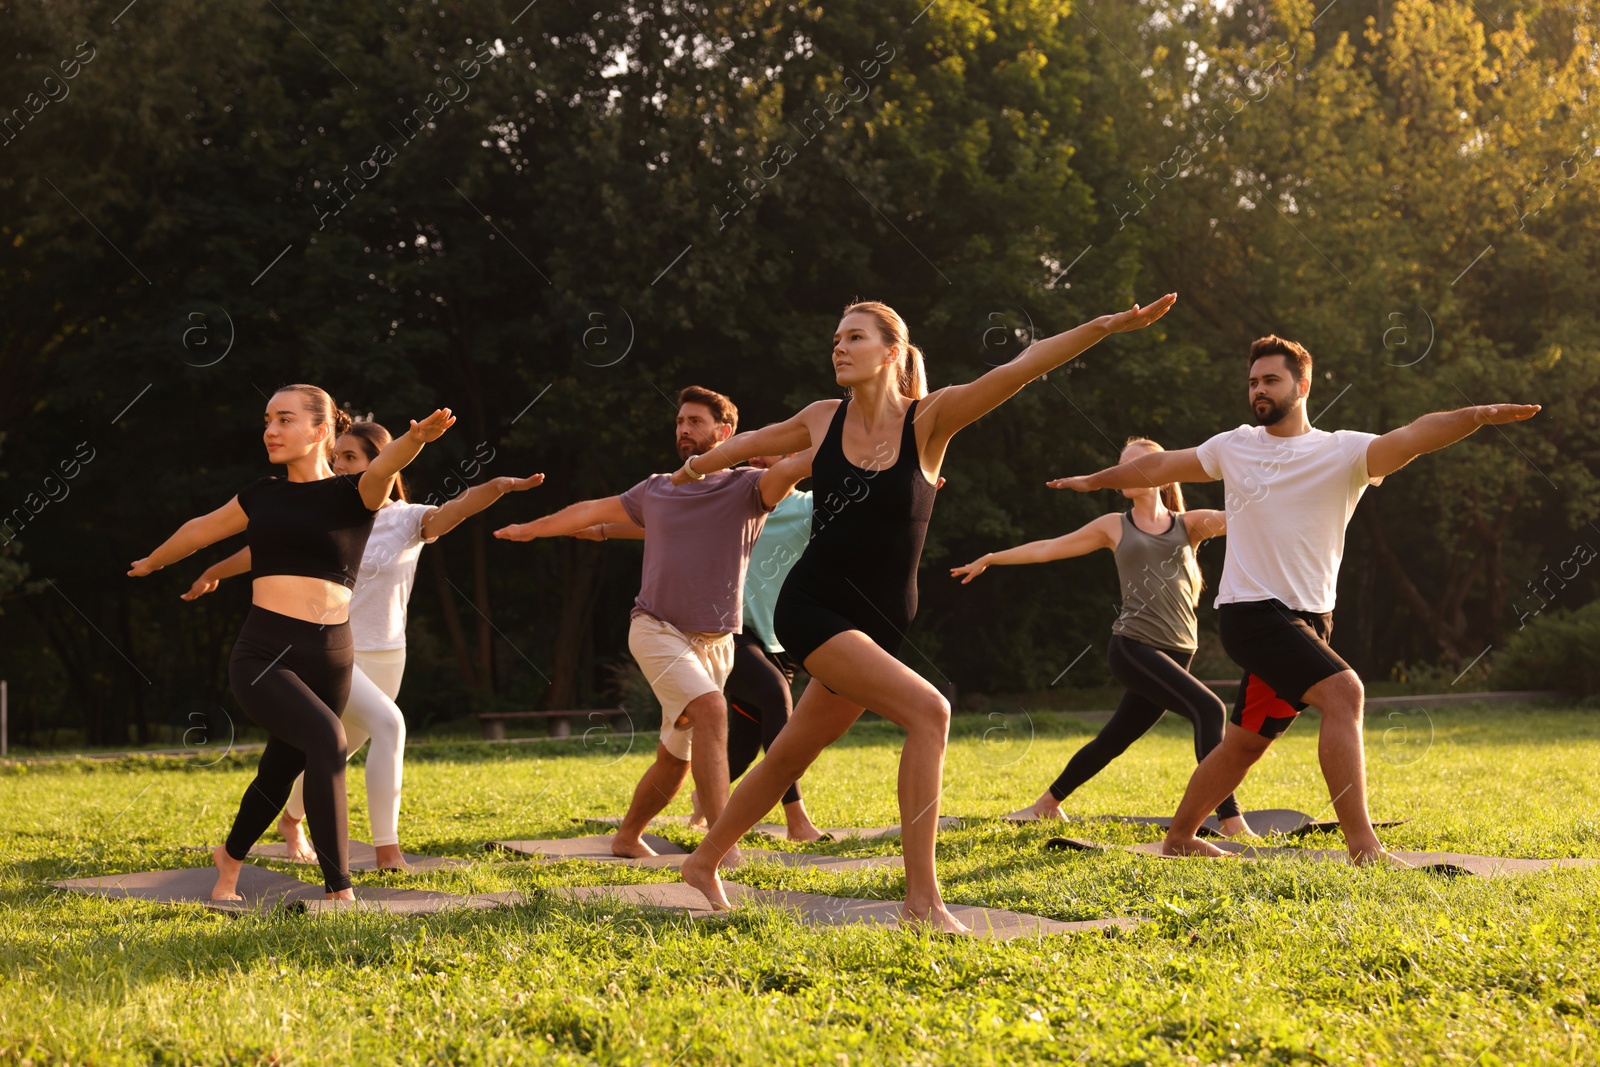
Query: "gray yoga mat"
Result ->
[[248, 839, 469, 872], [1061, 809, 1407, 838], [1044, 837, 1600, 878], [555, 881, 1139, 940], [488, 834, 901, 871], [52, 866, 520, 914], [576, 815, 960, 840]]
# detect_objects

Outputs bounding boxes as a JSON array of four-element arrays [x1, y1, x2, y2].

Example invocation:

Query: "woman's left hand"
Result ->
[[1104, 293, 1177, 334], [493, 474, 545, 493], [408, 408, 457, 442]]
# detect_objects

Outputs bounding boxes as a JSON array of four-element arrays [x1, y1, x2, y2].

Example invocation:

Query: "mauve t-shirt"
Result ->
[[619, 467, 772, 634]]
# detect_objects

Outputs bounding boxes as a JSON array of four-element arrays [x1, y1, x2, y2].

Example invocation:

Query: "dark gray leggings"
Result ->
[[224, 606, 353, 892], [724, 633, 802, 806], [1048, 634, 1241, 820]]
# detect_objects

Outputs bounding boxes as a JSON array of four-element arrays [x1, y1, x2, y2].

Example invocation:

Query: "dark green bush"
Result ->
[[1492, 599, 1600, 697]]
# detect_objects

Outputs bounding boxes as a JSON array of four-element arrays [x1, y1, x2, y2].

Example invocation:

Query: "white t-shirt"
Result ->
[[347, 501, 437, 650], [1196, 424, 1381, 613]]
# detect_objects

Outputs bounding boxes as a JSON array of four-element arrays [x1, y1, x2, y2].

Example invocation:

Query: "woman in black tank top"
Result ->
[[675, 293, 1178, 933], [130, 385, 452, 901]]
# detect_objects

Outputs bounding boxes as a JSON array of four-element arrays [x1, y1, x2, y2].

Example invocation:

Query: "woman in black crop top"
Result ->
[[674, 295, 1177, 933], [130, 384, 453, 900]]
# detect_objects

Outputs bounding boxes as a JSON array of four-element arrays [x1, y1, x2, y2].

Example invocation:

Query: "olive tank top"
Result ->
[[1110, 511, 1199, 653]]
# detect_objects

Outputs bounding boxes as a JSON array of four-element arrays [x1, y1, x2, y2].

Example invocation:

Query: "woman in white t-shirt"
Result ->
[[185, 421, 543, 869]]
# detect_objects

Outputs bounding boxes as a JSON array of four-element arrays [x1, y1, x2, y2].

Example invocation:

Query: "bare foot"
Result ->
[[610, 833, 660, 859], [1351, 846, 1412, 868], [373, 844, 408, 871], [687, 789, 707, 832], [210, 844, 244, 901], [784, 803, 825, 842], [718, 844, 744, 871], [325, 888, 356, 901], [680, 851, 733, 910], [1159, 834, 1236, 858], [1004, 794, 1065, 822], [278, 815, 317, 864], [686, 815, 709, 832], [902, 901, 971, 934], [1218, 815, 1259, 839]]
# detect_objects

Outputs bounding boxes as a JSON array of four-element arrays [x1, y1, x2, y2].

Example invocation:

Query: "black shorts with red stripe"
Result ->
[[1218, 599, 1350, 739]]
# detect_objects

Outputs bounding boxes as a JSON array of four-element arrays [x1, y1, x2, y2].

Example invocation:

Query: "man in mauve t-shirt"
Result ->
[[1057, 335, 1538, 863], [495, 386, 810, 860]]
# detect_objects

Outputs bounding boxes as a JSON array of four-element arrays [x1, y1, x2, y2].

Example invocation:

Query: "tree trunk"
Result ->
[[471, 517, 496, 694], [1359, 508, 1470, 663], [544, 538, 605, 735], [428, 542, 479, 690]]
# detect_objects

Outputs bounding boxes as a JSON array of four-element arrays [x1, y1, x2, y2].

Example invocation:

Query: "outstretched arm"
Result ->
[[422, 474, 544, 540], [1366, 404, 1541, 479], [1184, 508, 1227, 547], [950, 514, 1120, 583], [129, 498, 248, 577], [920, 295, 1178, 442], [1048, 447, 1212, 493], [671, 407, 832, 485], [359, 407, 457, 510], [572, 521, 645, 541], [493, 495, 632, 541], [181, 547, 251, 600], [756, 448, 816, 508]]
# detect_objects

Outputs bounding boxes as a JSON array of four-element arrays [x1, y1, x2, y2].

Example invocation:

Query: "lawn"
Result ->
[[3, 703, 1598, 1065]]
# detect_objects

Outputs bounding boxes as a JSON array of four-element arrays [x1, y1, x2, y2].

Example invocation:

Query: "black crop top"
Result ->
[[236, 473, 378, 589]]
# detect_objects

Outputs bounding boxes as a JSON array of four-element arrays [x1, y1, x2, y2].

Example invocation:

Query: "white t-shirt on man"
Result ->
[[1195, 424, 1381, 614], [347, 501, 437, 650]]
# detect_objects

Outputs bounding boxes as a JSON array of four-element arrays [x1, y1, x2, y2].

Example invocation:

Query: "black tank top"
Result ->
[[788, 397, 937, 630]]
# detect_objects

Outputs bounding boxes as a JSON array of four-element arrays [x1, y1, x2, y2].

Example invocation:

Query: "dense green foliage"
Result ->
[[1, 0, 1596, 742], [1494, 598, 1600, 696], [4, 704, 1600, 1064]]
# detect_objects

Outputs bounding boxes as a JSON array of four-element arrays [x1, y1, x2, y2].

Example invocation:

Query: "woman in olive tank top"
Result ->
[[951, 437, 1254, 838]]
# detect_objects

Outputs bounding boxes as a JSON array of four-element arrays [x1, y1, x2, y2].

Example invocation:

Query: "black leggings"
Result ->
[[224, 606, 355, 892], [1048, 634, 1241, 820], [724, 633, 802, 806]]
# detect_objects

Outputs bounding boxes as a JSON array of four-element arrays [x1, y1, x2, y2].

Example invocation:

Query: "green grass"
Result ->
[[3, 704, 1599, 1065]]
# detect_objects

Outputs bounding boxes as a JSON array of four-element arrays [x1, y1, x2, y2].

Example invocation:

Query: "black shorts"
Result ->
[[1218, 599, 1350, 739]]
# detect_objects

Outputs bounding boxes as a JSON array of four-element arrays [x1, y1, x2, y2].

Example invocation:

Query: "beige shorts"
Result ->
[[627, 613, 734, 761]]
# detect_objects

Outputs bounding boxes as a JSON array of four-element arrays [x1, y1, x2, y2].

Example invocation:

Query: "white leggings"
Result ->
[[286, 648, 406, 847]]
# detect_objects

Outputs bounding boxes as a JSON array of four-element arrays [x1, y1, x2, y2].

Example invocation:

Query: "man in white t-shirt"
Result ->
[[1055, 335, 1539, 862]]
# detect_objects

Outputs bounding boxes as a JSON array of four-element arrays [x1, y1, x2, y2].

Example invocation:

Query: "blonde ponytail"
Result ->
[[1126, 436, 1204, 607], [899, 342, 928, 400], [843, 300, 927, 399]]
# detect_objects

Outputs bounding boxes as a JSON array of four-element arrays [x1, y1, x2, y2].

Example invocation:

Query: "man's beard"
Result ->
[[677, 437, 711, 459], [1252, 394, 1295, 426]]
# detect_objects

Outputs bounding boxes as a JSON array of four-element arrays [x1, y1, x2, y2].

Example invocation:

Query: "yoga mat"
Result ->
[[579, 815, 796, 839], [1070, 809, 1407, 838], [576, 815, 960, 840], [555, 881, 1139, 940], [248, 840, 469, 872], [1044, 838, 1600, 878], [488, 834, 901, 872], [52, 867, 520, 914], [1285, 818, 1409, 838]]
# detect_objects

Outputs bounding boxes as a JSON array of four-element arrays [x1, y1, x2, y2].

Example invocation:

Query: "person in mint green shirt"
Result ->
[[720, 478, 822, 840]]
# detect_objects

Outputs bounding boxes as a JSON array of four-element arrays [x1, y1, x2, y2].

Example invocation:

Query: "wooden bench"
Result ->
[[475, 708, 630, 741]]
